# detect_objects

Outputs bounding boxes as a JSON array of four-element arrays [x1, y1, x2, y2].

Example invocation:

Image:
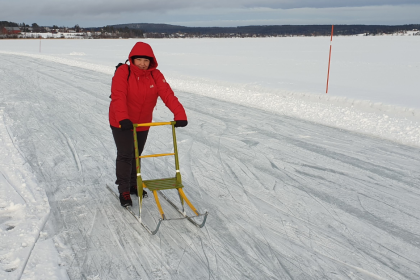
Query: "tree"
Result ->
[[32, 23, 40, 32], [74, 24, 80, 32]]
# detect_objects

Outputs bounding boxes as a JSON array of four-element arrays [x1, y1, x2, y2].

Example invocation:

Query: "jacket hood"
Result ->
[[128, 42, 158, 70]]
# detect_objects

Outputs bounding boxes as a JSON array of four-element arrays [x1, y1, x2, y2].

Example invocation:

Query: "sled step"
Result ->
[[143, 177, 183, 191], [106, 185, 207, 234]]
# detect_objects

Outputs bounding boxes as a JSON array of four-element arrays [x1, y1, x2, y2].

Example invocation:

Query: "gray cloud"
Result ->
[[170, 5, 420, 27], [1, 0, 419, 27], [240, 0, 419, 9], [39, 1, 191, 16], [3, 0, 419, 18]]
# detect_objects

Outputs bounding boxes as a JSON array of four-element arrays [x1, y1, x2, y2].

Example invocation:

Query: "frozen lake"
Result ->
[[1, 36, 419, 109], [0, 37, 419, 279]]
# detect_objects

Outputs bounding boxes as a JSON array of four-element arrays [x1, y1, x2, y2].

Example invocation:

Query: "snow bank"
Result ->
[[0, 109, 66, 279], [169, 76, 420, 147], [0, 51, 112, 75]]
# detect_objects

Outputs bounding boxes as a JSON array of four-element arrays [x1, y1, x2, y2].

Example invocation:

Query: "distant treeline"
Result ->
[[100, 25, 144, 38], [0, 21, 19, 28], [112, 23, 420, 37], [0, 21, 144, 39], [2, 20, 420, 39]]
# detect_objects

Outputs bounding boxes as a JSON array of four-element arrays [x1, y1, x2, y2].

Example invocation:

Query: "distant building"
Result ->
[[2, 27, 21, 35]]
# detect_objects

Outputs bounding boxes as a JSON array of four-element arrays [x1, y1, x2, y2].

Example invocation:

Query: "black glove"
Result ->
[[119, 119, 133, 131], [174, 120, 188, 127]]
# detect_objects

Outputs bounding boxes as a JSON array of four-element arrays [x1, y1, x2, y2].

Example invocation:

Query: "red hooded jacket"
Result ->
[[109, 42, 187, 131]]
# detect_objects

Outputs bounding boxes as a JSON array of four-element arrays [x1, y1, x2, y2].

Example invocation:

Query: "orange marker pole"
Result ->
[[326, 25, 334, 94]]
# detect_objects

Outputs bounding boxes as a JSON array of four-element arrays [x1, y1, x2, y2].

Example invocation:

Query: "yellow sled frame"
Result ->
[[133, 121, 208, 234]]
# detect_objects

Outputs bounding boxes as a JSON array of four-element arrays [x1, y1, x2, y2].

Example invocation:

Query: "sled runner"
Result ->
[[107, 121, 208, 235]]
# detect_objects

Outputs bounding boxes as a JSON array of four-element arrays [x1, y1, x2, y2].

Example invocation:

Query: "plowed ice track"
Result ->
[[1, 54, 420, 280]]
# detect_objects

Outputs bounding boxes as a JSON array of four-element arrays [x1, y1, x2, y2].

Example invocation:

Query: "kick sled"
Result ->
[[107, 121, 208, 235]]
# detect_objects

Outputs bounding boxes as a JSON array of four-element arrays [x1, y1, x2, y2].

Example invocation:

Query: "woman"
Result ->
[[109, 42, 188, 207]]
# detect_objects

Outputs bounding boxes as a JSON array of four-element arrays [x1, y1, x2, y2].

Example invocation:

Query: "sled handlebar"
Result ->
[[119, 121, 175, 128], [134, 121, 174, 127]]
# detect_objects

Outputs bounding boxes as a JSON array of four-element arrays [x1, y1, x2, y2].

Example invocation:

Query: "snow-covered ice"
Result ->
[[0, 108, 65, 279], [1, 37, 419, 147], [0, 37, 419, 279]]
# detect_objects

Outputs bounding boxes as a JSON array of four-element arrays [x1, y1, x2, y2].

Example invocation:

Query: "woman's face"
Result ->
[[133, 58, 150, 70]]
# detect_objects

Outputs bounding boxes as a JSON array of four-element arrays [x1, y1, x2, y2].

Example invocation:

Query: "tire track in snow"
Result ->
[[54, 125, 83, 174]]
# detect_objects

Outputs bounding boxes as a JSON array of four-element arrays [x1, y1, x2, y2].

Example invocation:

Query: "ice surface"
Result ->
[[0, 37, 419, 279], [0, 109, 51, 280]]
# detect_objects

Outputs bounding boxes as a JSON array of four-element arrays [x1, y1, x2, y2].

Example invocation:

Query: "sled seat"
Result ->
[[142, 177, 191, 221], [143, 177, 184, 191]]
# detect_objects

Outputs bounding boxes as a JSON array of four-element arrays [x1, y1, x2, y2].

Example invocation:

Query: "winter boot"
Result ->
[[119, 192, 132, 207], [130, 186, 148, 198]]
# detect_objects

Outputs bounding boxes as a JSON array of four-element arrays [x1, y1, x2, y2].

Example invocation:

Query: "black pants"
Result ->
[[111, 126, 149, 193]]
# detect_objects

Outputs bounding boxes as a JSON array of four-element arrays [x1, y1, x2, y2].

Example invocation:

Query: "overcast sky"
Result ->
[[2, 0, 420, 27]]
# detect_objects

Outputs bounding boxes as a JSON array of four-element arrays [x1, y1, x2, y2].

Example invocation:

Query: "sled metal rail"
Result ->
[[158, 190, 208, 228], [107, 185, 208, 234], [111, 121, 208, 235]]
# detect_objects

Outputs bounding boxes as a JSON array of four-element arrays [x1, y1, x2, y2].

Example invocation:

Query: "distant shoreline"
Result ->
[[1, 21, 419, 39]]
